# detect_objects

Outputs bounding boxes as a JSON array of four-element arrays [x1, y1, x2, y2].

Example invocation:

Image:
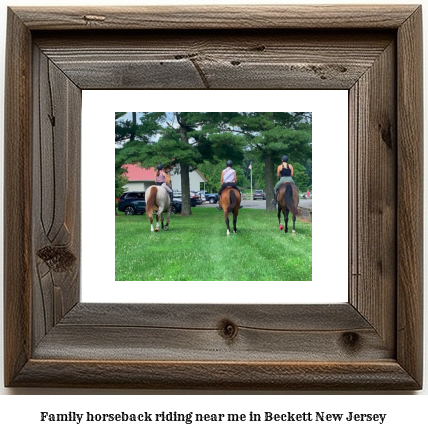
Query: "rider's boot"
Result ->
[[271, 189, 277, 205]]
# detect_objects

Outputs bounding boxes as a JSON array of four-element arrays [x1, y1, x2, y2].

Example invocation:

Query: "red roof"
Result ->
[[122, 163, 207, 182], [122, 164, 155, 181]]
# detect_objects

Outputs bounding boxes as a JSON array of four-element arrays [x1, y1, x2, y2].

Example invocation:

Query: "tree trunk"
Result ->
[[130, 112, 137, 141], [264, 152, 276, 211], [180, 163, 192, 216], [178, 120, 192, 216]]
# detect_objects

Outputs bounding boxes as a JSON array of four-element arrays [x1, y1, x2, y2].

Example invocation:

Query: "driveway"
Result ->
[[200, 198, 312, 210]]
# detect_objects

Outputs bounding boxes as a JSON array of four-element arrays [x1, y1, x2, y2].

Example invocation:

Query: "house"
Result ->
[[122, 164, 207, 192]]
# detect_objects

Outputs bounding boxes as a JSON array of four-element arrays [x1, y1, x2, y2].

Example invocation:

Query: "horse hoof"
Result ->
[[279, 225, 284, 230], [233, 230, 237, 234], [292, 230, 296, 236], [155, 228, 159, 232], [227, 230, 230, 236]]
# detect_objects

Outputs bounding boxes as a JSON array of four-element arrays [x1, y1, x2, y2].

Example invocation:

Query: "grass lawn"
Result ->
[[115, 207, 312, 281]]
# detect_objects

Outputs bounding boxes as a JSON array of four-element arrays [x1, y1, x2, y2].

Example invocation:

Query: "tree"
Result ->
[[227, 112, 312, 210], [292, 162, 310, 193], [115, 112, 139, 143], [136, 112, 246, 215]]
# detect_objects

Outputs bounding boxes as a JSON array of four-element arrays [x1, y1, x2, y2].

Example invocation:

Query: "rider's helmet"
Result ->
[[281, 155, 289, 162], [157, 163, 163, 170], [226, 160, 233, 167]]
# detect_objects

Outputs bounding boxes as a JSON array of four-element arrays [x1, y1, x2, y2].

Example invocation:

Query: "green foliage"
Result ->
[[115, 112, 127, 120], [197, 160, 224, 192], [115, 172, 128, 199], [292, 162, 311, 192], [115, 112, 312, 210]]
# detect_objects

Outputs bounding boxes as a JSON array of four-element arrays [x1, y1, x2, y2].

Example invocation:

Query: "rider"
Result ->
[[216, 160, 243, 210], [154, 163, 173, 201], [271, 155, 295, 205]]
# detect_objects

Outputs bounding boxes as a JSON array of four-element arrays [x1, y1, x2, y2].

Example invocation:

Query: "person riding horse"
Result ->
[[155, 163, 173, 202], [216, 160, 243, 210], [271, 155, 295, 205]]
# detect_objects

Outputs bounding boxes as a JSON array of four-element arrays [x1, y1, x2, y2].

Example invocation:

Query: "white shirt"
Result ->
[[222, 167, 235, 183]]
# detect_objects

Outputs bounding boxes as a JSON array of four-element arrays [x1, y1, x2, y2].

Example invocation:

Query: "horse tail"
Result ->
[[285, 183, 300, 216], [146, 187, 157, 216], [227, 189, 237, 212]]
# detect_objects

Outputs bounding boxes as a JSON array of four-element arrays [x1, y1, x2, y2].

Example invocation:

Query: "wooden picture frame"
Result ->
[[4, 5, 423, 390]]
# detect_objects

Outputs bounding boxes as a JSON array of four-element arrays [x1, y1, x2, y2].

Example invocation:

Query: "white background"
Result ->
[[0, 0, 427, 430], [82, 89, 348, 303]]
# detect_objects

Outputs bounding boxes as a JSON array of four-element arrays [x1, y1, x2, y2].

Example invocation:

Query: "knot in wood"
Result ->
[[37, 245, 76, 272], [341, 332, 361, 350], [219, 320, 238, 340], [83, 15, 106, 23]]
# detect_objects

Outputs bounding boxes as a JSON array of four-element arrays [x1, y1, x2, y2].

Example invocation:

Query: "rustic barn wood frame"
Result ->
[[4, 5, 423, 390]]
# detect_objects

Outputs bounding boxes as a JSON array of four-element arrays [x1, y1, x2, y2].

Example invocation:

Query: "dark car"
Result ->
[[173, 192, 198, 207], [170, 198, 198, 214], [253, 190, 266, 200], [190, 191, 203, 205], [199, 190, 219, 204], [117, 191, 146, 215], [118, 191, 196, 216]]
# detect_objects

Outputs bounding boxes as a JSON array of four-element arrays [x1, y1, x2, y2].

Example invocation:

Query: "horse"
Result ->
[[219, 187, 241, 236], [145, 185, 171, 232], [277, 182, 300, 235]]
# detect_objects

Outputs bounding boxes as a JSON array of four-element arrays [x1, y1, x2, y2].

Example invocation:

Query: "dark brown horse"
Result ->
[[277, 182, 300, 235], [219, 187, 241, 236]]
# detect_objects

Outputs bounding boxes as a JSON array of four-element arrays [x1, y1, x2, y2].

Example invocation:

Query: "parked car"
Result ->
[[118, 191, 196, 216], [170, 197, 197, 214], [190, 191, 203, 205], [118, 191, 146, 215], [253, 190, 266, 200], [173, 191, 198, 207], [196, 191, 206, 202], [199, 190, 219, 204]]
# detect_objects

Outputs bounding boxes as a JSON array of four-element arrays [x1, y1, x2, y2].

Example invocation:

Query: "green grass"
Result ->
[[115, 207, 312, 281]]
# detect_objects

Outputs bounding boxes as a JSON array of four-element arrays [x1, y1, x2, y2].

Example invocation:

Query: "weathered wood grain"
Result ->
[[60, 303, 368, 329], [32, 303, 391, 362], [396, 6, 424, 386], [32, 46, 81, 348], [12, 361, 419, 390], [349, 40, 397, 352], [3, 5, 423, 390], [34, 31, 394, 89], [12, 5, 419, 30], [4, 8, 32, 389]]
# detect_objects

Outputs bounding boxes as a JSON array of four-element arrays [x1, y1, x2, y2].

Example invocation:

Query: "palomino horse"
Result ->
[[277, 182, 300, 235], [219, 187, 241, 236], [145, 185, 171, 232]]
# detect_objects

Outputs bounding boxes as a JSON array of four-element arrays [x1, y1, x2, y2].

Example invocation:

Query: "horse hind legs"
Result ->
[[225, 216, 230, 236]]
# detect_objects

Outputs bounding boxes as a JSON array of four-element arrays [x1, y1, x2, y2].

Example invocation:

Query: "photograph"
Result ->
[[115, 112, 313, 281]]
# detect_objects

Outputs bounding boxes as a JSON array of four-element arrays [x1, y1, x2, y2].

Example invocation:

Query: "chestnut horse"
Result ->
[[145, 185, 171, 232], [277, 182, 300, 235], [219, 187, 241, 236]]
